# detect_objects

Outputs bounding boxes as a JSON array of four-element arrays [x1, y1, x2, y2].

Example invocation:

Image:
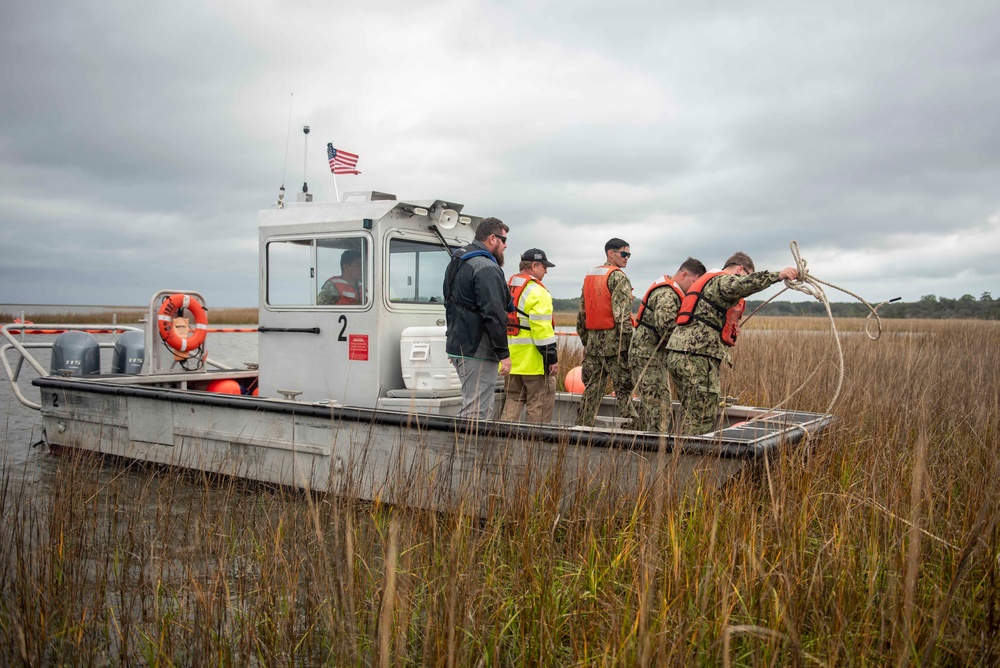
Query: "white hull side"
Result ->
[[38, 382, 753, 512]]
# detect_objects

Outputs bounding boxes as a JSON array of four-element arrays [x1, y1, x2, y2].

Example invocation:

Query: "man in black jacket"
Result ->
[[444, 217, 512, 419]]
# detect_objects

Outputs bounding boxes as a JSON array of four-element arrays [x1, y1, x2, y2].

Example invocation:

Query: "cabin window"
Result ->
[[267, 239, 312, 306], [266, 237, 369, 307], [316, 238, 369, 307], [388, 238, 454, 303]]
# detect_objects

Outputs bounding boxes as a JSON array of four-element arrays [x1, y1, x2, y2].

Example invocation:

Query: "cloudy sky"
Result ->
[[2, 0, 998, 306]]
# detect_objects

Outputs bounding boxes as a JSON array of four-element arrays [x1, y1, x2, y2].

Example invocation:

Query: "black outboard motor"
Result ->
[[50, 331, 101, 376], [111, 330, 145, 374]]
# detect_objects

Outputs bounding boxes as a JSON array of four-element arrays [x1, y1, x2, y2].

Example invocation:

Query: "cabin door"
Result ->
[[258, 232, 379, 406]]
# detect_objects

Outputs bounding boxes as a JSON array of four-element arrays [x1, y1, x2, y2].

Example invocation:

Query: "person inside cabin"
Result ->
[[318, 249, 365, 305], [665, 251, 799, 435]]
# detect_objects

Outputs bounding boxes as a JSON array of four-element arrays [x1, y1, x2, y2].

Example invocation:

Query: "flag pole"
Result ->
[[301, 125, 310, 196], [328, 142, 359, 200]]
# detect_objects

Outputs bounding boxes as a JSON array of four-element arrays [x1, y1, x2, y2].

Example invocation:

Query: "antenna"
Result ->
[[276, 93, 293, 209], [302, 125, 310, 194]]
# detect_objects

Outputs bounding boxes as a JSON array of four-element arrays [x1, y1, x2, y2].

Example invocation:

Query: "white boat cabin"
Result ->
[[257, 191, 478, 408]]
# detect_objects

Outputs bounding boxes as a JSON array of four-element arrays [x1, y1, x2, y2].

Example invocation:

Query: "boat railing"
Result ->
[[1, 323, 235, 410]]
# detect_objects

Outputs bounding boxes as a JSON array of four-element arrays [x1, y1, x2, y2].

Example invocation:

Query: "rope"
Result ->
[[741, 241, 897, 415]]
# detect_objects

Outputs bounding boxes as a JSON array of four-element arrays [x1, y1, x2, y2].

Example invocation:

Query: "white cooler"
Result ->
[[400, 326, 461, 392]]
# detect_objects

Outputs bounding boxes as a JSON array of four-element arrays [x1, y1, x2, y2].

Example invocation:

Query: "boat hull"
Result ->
[[34, 375, 832, 512]]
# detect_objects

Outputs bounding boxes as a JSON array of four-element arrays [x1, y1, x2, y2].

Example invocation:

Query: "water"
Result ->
[[0, 330, 258, 478]]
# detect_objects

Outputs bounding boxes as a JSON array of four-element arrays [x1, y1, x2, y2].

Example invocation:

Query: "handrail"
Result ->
[[1, 323, 141, 410], [0, 322, 246, 410]]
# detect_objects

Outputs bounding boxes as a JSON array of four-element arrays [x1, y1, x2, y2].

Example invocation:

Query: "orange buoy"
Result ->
[[157, 293, 208, 353], [252, 387, 259, 396], [564, 366, 585, 394], [206, 379, 242, 395]]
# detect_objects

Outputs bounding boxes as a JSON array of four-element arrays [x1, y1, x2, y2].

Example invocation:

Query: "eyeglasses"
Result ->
[[618, 251, 631, 258], [494, 234, 507, 244]]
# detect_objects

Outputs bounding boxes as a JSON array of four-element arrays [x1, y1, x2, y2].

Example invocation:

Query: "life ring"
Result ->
[[157, 293, 208, 352]]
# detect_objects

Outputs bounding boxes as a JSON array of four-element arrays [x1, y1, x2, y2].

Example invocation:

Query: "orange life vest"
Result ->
[[582, 266, 621, 330], [675, 272, 745, 347], [323, 276, 360, 305], [635, 275, 685, 332], [506, 273, 550, 336]]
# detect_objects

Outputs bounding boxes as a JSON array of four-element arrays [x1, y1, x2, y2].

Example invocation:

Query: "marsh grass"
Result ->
[[3, 317, 1000, 665], [553, 312, 577, 328]]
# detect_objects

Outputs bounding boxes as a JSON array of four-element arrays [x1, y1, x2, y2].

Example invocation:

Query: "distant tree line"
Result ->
[[551, 292, 1000, 320]]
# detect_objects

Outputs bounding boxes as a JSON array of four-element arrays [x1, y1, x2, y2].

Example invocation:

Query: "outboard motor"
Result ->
[[111, 330, 145, 374], [50, 331, 101, 376]]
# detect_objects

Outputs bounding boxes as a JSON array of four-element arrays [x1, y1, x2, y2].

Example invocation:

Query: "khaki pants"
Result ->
[[501, 374, 556, 423]]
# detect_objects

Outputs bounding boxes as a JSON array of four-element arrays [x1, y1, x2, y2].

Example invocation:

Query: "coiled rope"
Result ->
[[741, 241, 898, 414]]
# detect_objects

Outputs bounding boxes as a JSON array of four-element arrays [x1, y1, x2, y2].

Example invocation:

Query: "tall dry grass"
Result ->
[[2, 317, 999, 665]]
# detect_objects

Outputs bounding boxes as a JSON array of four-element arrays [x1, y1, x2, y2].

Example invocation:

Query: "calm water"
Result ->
[[0, 330, 258, 479]]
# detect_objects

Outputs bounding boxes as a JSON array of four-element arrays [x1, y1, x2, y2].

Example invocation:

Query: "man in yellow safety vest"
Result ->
[[500, 248, 559, 423]]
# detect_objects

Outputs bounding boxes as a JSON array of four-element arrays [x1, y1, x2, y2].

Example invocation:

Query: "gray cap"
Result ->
[[520, 248, 555, 267]]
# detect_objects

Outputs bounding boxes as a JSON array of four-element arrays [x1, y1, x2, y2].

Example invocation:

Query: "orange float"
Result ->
[[206, 379, 242, 395], [564, 366, 585, 394], [156, 293, 208, 352]]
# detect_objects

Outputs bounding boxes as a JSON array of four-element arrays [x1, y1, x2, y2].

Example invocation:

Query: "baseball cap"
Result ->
[[520, 248, 555, 267]]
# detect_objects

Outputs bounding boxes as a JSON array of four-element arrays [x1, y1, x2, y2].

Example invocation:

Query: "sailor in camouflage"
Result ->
[[575, 238, 639, 427], [666, 252, 799, 435], [629, 258, 706, 432]]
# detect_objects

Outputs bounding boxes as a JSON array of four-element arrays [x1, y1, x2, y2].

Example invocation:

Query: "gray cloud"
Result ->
[[1, 0, 998, 307]]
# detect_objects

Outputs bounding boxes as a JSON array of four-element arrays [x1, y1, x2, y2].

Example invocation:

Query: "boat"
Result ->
[[1, 190, 833, 512]]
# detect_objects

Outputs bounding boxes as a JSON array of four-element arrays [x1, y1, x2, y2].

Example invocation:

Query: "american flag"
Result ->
[[327, 143, 361, 175]]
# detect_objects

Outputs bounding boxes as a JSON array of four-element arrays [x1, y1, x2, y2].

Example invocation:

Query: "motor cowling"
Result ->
[[50, 331, 100, 376], [111, 330, 145, 374]]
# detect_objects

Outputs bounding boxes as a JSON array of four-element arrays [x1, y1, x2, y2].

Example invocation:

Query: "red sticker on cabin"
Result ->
[[348, 334, 369, 361]]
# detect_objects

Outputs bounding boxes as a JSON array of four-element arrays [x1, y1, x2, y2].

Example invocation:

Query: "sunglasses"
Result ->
[[494, 234, 507, 244], [618, 251, 631, 258]]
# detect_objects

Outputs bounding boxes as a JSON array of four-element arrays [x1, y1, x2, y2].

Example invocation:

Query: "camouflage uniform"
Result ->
[[575, 270, 638, 426], [629, 285, 683, 432], [666, 271, 782, 435]]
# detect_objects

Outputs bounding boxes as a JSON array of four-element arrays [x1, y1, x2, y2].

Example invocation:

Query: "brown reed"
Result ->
[[2, 316, 999, 665]]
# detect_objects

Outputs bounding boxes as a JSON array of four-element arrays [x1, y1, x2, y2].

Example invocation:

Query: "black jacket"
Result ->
[[444, 240, 511, 361]]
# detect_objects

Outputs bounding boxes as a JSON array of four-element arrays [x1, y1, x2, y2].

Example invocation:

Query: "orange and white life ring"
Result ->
[[157, 293, 208, 352]]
